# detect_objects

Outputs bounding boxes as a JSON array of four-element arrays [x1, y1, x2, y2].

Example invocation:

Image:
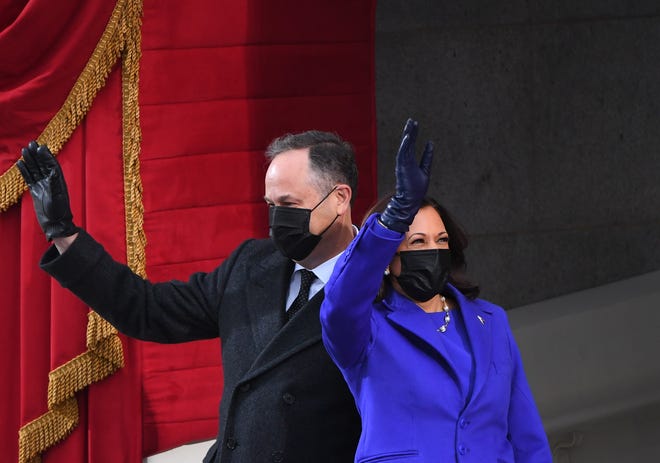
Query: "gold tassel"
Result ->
[[16, 0, 145, 461]]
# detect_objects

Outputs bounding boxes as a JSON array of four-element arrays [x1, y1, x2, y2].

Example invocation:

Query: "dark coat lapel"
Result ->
[[245, 249, 293, 353], [243, 288, 325, 383]]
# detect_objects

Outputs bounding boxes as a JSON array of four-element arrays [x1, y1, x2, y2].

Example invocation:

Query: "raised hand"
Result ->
[[379, 118, 434, 233], [17, 141, 78, 240]]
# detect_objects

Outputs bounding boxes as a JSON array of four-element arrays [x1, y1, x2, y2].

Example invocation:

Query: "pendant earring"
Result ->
[[384, 267, 390, 275]]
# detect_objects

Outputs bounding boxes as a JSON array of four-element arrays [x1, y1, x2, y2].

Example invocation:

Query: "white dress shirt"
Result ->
[[285, 253, 342, 312], [285, 225, 358, 312]]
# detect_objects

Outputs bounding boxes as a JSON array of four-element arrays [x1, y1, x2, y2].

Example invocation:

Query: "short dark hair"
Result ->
[[363, 194, 480, 300], [265, 130, 358, 204]]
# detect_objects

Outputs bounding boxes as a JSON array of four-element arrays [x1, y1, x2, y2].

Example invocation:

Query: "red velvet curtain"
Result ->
[[1, 0, 376, 461]]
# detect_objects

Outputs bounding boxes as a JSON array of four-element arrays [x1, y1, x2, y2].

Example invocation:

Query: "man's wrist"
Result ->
[[53, 232, 79, 254]]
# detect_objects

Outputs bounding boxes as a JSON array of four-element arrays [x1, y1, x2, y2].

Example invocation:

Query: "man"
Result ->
[[17, 130, 361, 463]]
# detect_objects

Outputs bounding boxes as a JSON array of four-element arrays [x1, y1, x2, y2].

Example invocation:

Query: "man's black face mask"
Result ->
[[269, 187, 338, 261], [394, 248, 451, 302]]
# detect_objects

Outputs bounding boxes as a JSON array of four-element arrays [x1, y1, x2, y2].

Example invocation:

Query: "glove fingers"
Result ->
[[36, 144, 58, 179], [419, 141, 434, 175], [27, 140, 39, 153], [16, 159, 33, 184], [401, 119, 418, 151], [396, 133, 412, 164], [397, 119, 419, 167], [402, 118, 418, 138], [20, 143, 43, 182]]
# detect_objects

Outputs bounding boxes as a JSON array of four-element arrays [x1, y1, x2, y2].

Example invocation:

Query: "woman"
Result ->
[[320, 119, 551, 462]]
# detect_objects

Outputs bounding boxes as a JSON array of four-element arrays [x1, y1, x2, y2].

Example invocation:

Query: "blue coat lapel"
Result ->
[[383, 285, 495, 402], [383, 291, 460, 380], [447, 285, 494, 402]]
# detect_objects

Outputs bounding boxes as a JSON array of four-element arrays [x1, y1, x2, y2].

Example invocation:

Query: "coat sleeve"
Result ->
[[504, 319, 553, 463], [320, 213, 403, 369], [39, 228, 251, 343]]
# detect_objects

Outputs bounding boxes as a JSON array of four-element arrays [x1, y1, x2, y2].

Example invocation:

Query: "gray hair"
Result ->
[[265, 130, 358, 204]]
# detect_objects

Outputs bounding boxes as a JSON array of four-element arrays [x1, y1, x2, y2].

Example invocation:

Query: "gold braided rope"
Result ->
[[16, 0, 144, 462], [17, 314, 125, 463], [121, 0, 145, 279]]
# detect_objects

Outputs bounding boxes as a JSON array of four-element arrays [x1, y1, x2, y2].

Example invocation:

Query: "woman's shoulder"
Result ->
[[475, 297, 506, 313], [457, 292, 508, 321]]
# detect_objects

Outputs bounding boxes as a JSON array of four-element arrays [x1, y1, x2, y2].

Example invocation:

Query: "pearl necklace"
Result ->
[[436, 296, 451, 333]]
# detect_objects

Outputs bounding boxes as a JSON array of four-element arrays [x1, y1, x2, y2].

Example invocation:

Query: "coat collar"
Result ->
[[453, 286, 494, 401], [245, 247, 292, 352], [242, 248, 325, 383], [243, 290, 325, 383], [383, 284, 494, 401]]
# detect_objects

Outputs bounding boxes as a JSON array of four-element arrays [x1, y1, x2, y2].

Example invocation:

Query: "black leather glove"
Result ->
[[17, 141, 78, 240], [379, 118, 434, 233]]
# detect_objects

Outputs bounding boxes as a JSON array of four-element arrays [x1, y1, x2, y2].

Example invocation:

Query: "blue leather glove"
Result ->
[[379, 118, 434, 233], [17, 141, 78, 240]]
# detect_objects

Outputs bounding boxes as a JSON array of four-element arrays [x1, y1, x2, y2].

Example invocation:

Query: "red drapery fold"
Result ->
[[1, 0, 376, 461], [1, 2, 129, 461]]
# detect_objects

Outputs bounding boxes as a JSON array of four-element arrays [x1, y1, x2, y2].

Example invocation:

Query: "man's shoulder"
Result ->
[[223, 238, 290, 279], [229, 237, 287, 266], [235, 237, 278, 256]]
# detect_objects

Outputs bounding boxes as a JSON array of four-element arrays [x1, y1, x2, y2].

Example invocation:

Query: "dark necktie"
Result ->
[[287, 269, 316, 320]]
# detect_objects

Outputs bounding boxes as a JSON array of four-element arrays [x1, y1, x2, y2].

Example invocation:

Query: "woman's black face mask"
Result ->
[[268, 187, 338, 261], [394, 248, 451, 302]]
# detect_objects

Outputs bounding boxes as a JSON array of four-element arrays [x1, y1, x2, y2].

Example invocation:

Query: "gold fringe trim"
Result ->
[[0, 0, 130, 213], [17, 0, 145, 461], [17, 398, 78, 463], [18, 312, 126, 463], [121, 0, 146, 279], [0, 167, 25, 213]]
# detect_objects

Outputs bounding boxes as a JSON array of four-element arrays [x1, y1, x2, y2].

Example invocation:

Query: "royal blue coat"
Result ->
[[320, 214, 552, 463]]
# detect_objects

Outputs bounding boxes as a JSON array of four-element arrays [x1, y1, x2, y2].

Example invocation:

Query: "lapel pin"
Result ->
[[477, 315, 485, 326]]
